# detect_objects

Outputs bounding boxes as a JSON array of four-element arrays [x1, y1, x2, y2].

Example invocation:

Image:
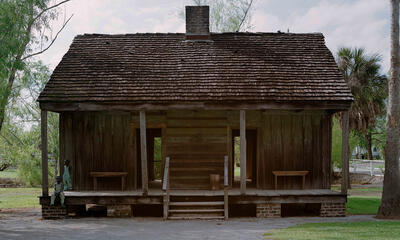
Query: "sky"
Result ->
[[38, 0, 391, 73]]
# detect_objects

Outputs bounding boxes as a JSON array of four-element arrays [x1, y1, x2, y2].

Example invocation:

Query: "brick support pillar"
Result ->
[[42, 205, 67, 219], [107, 205, 132, 217], [256, 203, 281, 218], [320, 202, 346, 217]]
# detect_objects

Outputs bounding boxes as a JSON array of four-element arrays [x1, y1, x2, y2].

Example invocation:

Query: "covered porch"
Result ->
[[39, 188, 346, 219], [39, 105, 351, 219]]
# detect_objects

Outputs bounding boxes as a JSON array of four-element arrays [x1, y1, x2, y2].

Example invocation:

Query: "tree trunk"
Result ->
[[367, 133, 373, 160], [0, 68, 17, 133], [378, 0, 400, 218]]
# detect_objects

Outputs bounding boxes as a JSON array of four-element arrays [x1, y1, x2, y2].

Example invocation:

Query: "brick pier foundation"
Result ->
[[107, 205, 132, 217], [256, 203, 281, 218], [320, 202, 346, 217], [42, 205, 67, 219]]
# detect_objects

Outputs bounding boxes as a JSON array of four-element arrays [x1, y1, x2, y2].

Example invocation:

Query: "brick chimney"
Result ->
[[185, 6, 210, 40]]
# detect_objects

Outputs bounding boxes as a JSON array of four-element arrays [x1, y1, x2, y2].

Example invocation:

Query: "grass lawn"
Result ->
[[234, 167, 240, 177], [330, 185, 382, 215], [0, 188, 41, 208], [264, 221, 400, 240], [347, 196, 381, 215]]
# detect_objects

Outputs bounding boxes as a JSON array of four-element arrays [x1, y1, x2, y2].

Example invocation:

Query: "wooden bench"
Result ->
[[90, 172, 128, 191], [272, 171, 309, 190]]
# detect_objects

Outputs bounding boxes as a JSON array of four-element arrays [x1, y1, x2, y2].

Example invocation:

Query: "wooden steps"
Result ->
[[169, 201, 224, 206], [167, 197, 225, 220], [168, 216, 225, 220]]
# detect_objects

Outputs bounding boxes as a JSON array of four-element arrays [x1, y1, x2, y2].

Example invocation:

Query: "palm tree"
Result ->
[[378, 0, 400, 218], [336, 47, 388, 160]]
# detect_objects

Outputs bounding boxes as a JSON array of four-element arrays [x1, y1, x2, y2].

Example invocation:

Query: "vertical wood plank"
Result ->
[[224, 155, 229, 219], [303, 115, 313, 189], [256, 126, 262, 189], [327, 114, 333, 188], [341, 111, 350, 194], [321, 114, 332, 189], [140, 111, 148, 195], [261, 113, 270, 189], [59, 113, 65, 178], [41, 110, 48, 196], [132, 122, 138, 190], [161, 127, 167, 181], [240, 110, 246, 194], [227, 125, 233, 187]]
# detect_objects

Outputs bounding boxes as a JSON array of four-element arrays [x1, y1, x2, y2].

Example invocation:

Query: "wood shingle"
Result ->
[[38, 32, 352, 106]]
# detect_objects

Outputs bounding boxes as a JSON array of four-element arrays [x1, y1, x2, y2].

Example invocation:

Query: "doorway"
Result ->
[[232, 129, 257, 187], [137, 128, 162, 189]]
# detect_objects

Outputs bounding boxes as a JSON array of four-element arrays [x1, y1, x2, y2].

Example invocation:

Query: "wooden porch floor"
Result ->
[[64, 189, 343, 197]]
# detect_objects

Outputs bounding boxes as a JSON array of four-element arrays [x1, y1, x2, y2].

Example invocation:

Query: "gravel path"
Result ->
[[0, 208, 380, 240]]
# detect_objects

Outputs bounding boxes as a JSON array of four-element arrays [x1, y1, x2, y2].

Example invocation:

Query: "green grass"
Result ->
[[0, 188, 41, 208], [351, 187, 383, 192], [347, 196, 381, 215], [0, 169, 18, 179], [234, 167, 240, 177], [264, 221, 400, 240], [330, 185, 382, 215], [331, 185, 382, 194]]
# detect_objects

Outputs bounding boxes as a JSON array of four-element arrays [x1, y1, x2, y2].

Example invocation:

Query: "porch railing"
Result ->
[[224, 155, 228, 220], [162, 156, 170, 220]]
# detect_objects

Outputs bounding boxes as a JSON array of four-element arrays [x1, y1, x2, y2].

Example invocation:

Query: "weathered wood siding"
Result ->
[[165, 111, 228, 189], [258, 111, 332, 189], [60, 110, 332, 191], [60, 112, 137, 191]]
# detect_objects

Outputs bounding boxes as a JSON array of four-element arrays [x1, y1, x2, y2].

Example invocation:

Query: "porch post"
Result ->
[[41, 110, 49, 197], [140, 111, 148, 195], [240, 110, 246, 194], [341, 111, 350, 194]]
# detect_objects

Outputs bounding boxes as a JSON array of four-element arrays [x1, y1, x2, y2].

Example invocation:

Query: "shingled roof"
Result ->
[[38, 32, 353, 107]]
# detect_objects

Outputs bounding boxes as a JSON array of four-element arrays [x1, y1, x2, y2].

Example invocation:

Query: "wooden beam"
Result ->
[[224, 155, 229, 220], [39, 101, 353, 113], [59, 113, 65, 178], [140, 111, 148, 195], [240, 110, 246, 194], [341, 111, 350, 195], [227, 125, 233, 187], [41, 110, 49, 197]]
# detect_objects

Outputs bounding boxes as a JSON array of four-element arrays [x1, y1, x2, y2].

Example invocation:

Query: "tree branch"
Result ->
[[236, 0, 254, 32], [0, 133, 14, 147], [31, 0, 72, 24], [22, 14, 73, 60]]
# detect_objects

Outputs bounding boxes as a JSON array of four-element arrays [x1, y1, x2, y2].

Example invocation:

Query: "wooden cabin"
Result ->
[[38, 6, 353, 219]]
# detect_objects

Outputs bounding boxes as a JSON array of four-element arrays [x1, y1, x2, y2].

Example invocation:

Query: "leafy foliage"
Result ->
[[331, 118, 358, 168], [336, 47, 388, 159], [0, 61, 58, 186], [337, 47, 387, 133], [0, 0, 70, 134]]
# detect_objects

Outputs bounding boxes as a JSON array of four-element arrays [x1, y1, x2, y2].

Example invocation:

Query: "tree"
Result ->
[[0, 0, 71, 134], [336, 47, 388, 160], [378, 0, 400, 218], [184, 0, 255, 32], [331, 118, 358, 168], [0, 61, 59, 186]]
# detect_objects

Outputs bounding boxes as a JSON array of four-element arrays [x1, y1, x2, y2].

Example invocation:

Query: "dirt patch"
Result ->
[[0, 208, 41, 221], [0, 208, 381, 240]]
